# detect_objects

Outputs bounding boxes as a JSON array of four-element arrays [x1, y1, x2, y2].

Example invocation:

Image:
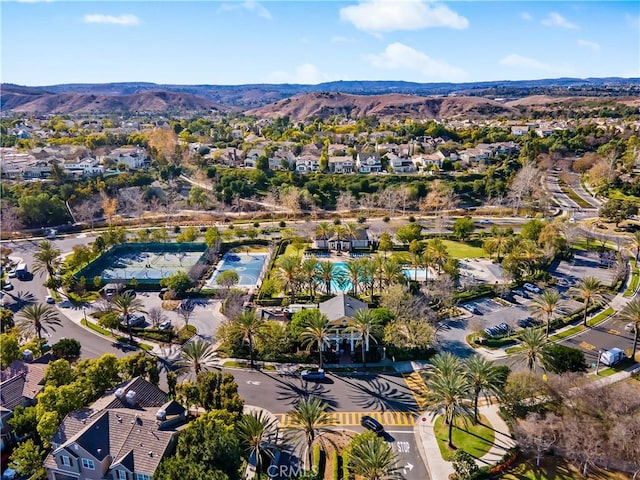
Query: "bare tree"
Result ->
[[73, 196, 101, 230], [148, 306, 167, 328], [508, 162, 540, 215], [515, 412, 561, 467], [0, 202, 23, 238], [560, 414, 608, 477], [379, 187, 398, 215], [336, 191, 355, 212]]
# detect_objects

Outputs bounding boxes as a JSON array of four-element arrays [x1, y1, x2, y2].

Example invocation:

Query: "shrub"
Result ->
[[52, 338, 81, 360], [331, 450, 339, 480], [408, 216, 416, 223], [342, 448, 349, 480], [313, 443, 322, 474], [279, 221, 286, 228], [383, 216, 390, 223]]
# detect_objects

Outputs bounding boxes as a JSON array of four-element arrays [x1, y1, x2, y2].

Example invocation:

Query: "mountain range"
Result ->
[[1, 77, 639, 118]]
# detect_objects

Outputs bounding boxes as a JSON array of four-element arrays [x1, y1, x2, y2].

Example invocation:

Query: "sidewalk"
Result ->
[[414, 403, 516, 479]]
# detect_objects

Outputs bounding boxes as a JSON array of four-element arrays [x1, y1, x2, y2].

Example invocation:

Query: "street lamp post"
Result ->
[[595, 350, 602, 375]]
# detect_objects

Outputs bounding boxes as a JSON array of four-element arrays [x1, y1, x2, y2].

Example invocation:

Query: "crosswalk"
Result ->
[[402, 372, 429, 409], [275, 411, 417, 427]]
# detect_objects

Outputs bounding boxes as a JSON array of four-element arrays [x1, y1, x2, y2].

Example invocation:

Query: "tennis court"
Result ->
[[206, 249, 268, 288], [77, 242, 208, 284]]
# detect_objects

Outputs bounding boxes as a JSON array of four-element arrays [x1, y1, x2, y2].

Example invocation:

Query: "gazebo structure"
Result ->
[[318, 293, 369, 353]]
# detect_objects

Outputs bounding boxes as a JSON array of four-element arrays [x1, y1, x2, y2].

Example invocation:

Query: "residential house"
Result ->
[[244, 148, 265, 168], [412, 152, 445, 171], [105, 147, 149, 170], [387, 153, 415, 174], [328, 156, 354, 174], [63, 157, 103, 177], [269, 149, 295, 171], [511, 125, 530, 136], [1, 354, 53, 451], [318, 293, 370, 352], [44, 377, 187, 480], [356, 152, 382, 174], [295, 157, 319, 174]]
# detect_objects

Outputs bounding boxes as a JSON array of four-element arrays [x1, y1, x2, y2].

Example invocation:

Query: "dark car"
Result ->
[[301, 368, 326, 381], [360, 415, 384, 434]]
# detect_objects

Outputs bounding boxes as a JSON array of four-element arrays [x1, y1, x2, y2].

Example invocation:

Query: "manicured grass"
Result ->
[[81, 317, 111, 336], [549, 324, 585, 342], [586, 307, 615, 326], [223, 360, 276, 371], [433, 414, 495, 461], [440, 239, 487, 259], [557, 182, 595, 209], [502, 456, 630, 480], [624, 259, 639, 297], [596, 357, 637, 377], [284, 243, 309, 257]]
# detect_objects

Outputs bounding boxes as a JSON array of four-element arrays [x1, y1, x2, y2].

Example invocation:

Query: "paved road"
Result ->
[[4, 236, 129, 359], [226, 368, 429, 480]]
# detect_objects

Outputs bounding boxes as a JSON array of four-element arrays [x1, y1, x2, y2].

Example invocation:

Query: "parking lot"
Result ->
[[550, 250, 618, 289]]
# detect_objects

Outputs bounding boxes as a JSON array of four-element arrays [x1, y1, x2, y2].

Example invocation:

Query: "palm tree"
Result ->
[[316, 260, 335, 295], [570, 277, 605, 326], [428, 352, 464, 378], [517, 327, 548, 372], [176, 338, 218, 376], [238, 410, 280, 479], [16, 303, 62, 340], [275, 254, 301, 303], [32, 240, 61, 278], [346, 309, 381, 369], [381, 258, 404, 288], [345, 259, 363, 295], [630, 231, 640, 262], [299, 310, 331, 369], [314, 222, 333, 249], [618, 298, 640, 361], [232, 309, 265, 368], [300, 257, 319, 298], [427, 238, 448, 274], [349, 434, 403, 480], [112, 291, 147, 341], [483, 228, 509, 263], [529, 289, 564, 338], [424, 367, 473, 449], [285, 396, 332, 471], [464, 355, 502, 423]]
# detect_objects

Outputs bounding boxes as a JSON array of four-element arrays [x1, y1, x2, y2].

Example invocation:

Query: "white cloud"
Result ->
[[83, 14, 140, 26], [577, 39, 600, 51], [339, 0, 468, 33], [331, 35, 355, 43], [218, 1, 271, 19], [499, 54, 571, 74], [364, 42, 468, 81], [520, 12, 533, 21], [626, 14, 640, 30], [541, 12, 578, 29], [267, 64, 331, 85]]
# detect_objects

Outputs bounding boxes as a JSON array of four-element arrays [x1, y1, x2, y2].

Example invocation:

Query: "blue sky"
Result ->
[[2, 1, 639, 86]]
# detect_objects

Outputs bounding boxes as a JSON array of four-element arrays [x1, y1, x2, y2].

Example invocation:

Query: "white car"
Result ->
[[625, 322, 636, 332], [523, 283, 541, 294], [3, 281, 13, 291]]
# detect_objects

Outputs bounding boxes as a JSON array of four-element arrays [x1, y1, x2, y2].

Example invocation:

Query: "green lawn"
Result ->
[[624, 259, 639, 297], [586, 307, 615, 326], [557, 182, 595, 209], [283, 243, 310, 257], [433, 414, 495, 461], [440, 239, 487, 259]]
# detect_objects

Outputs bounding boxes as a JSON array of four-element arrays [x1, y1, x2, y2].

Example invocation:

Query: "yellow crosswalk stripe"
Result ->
[[274, 411, 416, 427], [580, 341, 596, 351], [608, 329, 620, 335], [402, 372, 429, 409]]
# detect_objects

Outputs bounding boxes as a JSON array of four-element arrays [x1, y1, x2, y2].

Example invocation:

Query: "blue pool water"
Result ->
[[329, 262, 430, 293], [207, 252, 268, 288]]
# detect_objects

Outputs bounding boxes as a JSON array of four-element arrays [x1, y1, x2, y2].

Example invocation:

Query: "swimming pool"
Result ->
[[206, 251, 268, 288], [330, 262, 431, 293]]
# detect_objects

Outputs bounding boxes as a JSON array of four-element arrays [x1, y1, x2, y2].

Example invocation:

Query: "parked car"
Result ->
[[7, 268, 17, 278], [119, 313, 145, 327], [523, 283, 542, 294], [3, 281, 13, 291], [360, 415, 384, 434], [301, 368, 326, 381], [2, 467, 17, 480], [45, 295, 55, 304], [158, 320, 172, 330], [624, 322, 636, 332], [467, 305, 482, 315], [159, 288, 168, 299]]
